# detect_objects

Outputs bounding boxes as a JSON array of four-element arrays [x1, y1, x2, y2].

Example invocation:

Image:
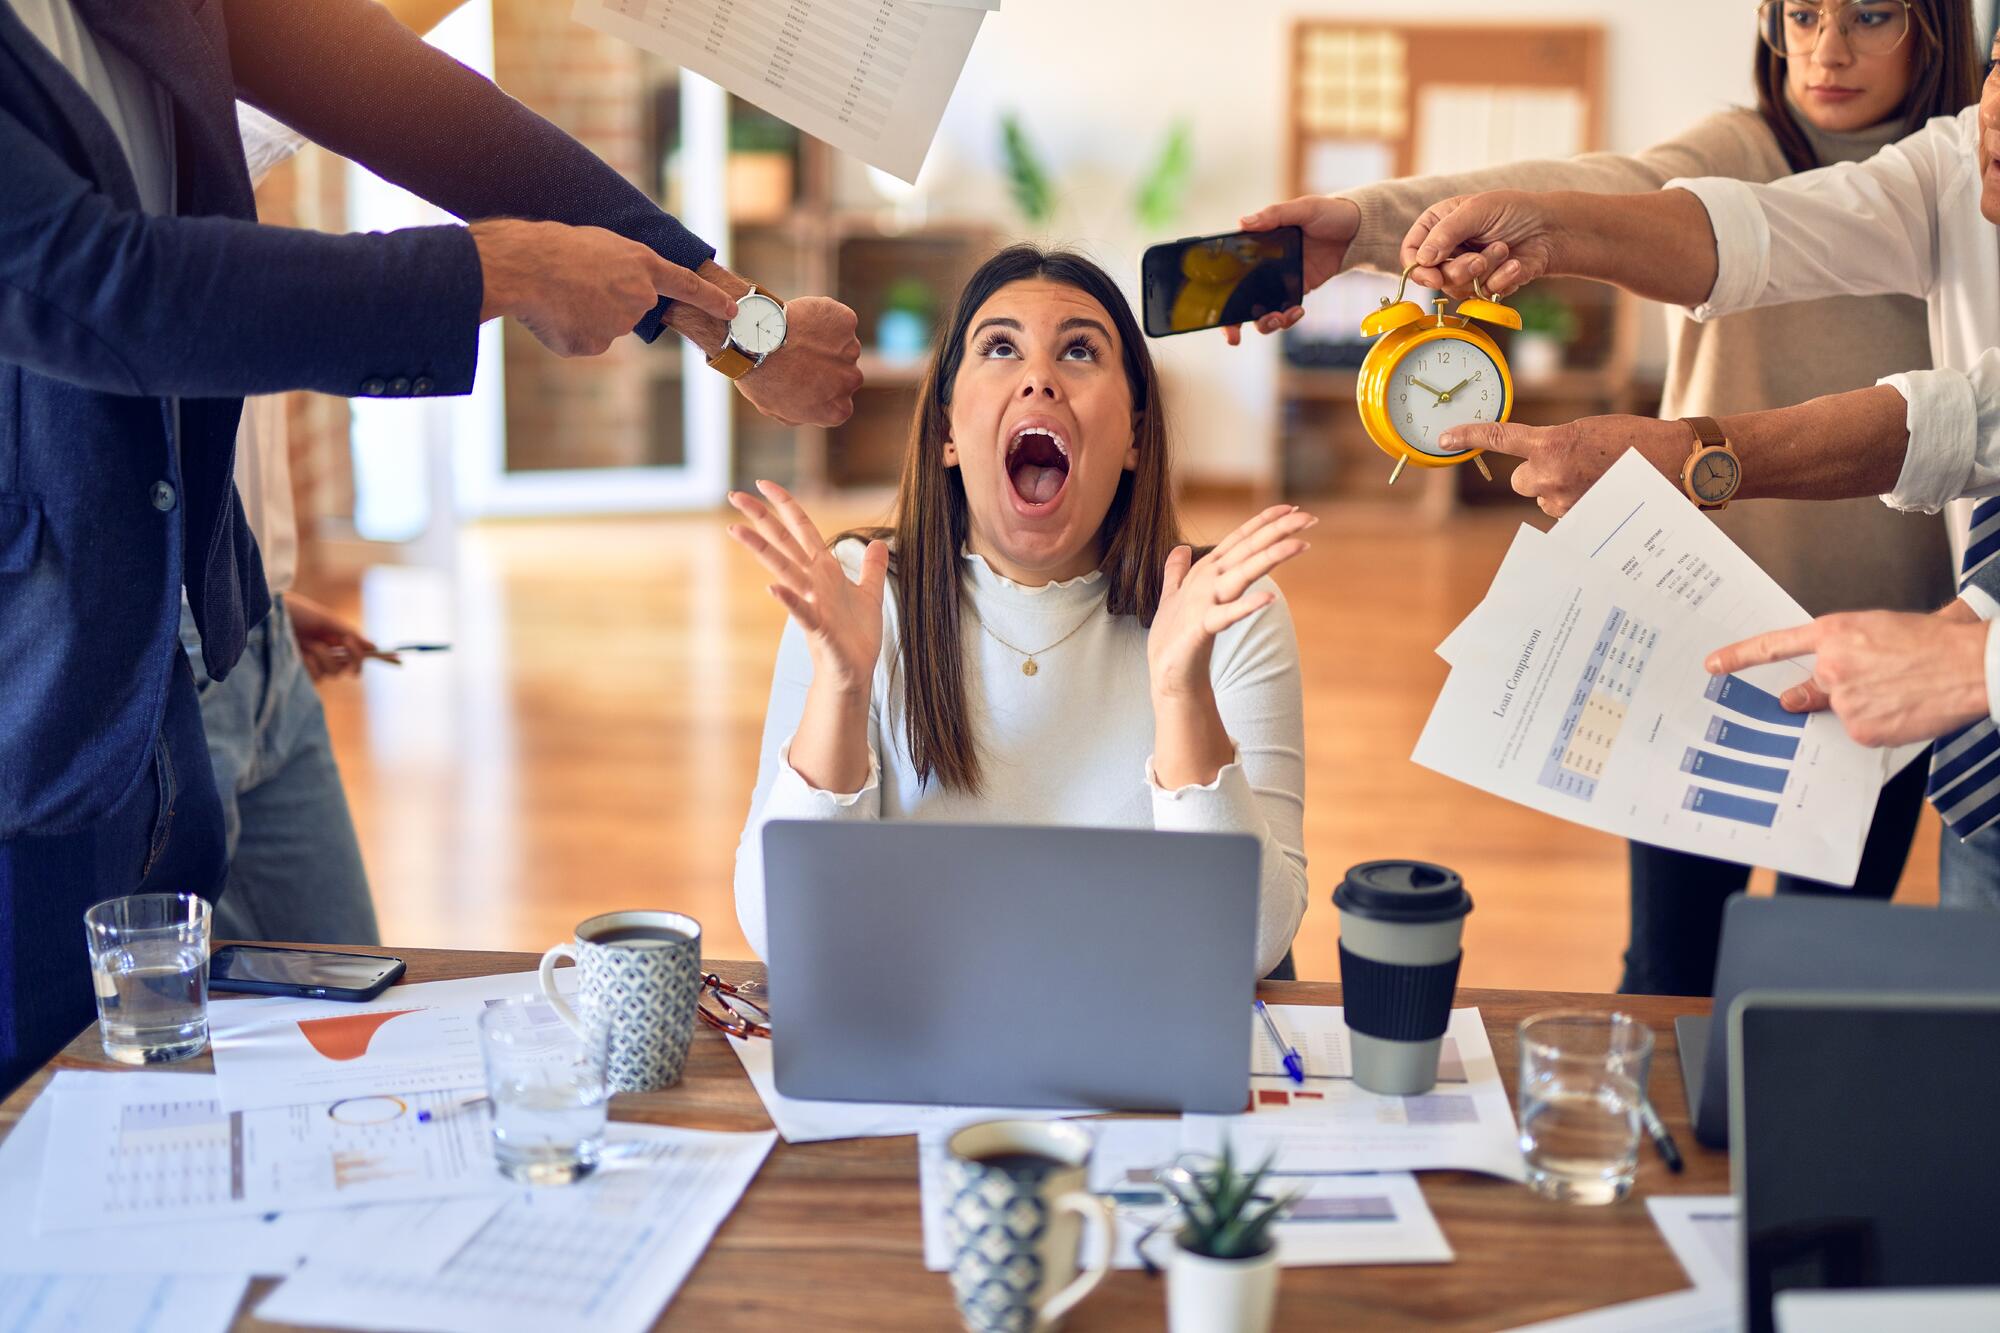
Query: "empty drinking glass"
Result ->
[[479, 996, 610, 1185], [83, 893, 213, 1065], [1517, 1011, 1655, 1205]]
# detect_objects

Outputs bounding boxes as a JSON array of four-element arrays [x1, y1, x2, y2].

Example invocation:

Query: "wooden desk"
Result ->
[[0, 948, 1723, 1332]]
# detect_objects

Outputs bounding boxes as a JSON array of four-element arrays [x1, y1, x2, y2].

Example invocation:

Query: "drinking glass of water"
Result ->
[[1517, 1011, 1655, 1205], [479, 996, 609, 1185], [83, 893, 212, 1065]]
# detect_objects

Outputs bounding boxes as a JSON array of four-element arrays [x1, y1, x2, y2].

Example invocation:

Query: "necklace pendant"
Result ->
[[1022, 658, 1038, 677]]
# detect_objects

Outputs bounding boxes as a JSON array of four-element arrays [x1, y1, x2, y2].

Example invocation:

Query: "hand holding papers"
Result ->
[[1417, 451, 1910, 885]]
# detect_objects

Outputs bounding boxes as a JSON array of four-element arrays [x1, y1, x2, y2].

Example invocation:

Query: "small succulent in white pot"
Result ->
[[1160, 1143, 1297, 1333]]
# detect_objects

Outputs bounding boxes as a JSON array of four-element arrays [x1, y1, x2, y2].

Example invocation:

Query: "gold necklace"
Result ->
[[969, 603, 1101, 677]]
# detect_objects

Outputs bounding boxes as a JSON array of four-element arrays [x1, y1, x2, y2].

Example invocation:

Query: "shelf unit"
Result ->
[[1278, 20, 1660, 517]]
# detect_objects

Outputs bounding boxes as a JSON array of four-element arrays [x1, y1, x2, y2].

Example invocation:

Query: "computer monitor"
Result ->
[[1729, 992, 2000, 1333]]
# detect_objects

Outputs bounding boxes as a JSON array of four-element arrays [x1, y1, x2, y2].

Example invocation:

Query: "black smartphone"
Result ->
[[210, 945, 406, 1000], [1141, 226, 1304, 338]]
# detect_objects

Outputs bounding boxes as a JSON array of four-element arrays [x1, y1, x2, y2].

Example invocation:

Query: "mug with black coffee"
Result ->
[[942, 1119, 1114, 1333], [1334, 860, 1473, 1096], [538, 910, 703, 1094]]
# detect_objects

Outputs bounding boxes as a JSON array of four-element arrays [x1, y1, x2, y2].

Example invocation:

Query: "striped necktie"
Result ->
[[1927, 496, 2000, 839]]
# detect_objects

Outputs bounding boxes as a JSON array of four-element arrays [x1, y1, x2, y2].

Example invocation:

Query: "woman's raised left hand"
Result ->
[[1147, 504, 1315, 700]]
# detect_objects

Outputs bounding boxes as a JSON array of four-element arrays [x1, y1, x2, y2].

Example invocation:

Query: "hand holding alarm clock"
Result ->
[[1356, 263, 1519, 485]]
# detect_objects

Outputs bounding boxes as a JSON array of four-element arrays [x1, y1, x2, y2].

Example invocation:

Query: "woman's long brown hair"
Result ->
[[840, 246, 1188, 795], [1755, 0, 1982, 173]]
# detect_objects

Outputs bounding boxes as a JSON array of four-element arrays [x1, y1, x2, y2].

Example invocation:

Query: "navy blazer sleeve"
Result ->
[[0, 108, 485, 398], [220, 0, 716, 343]]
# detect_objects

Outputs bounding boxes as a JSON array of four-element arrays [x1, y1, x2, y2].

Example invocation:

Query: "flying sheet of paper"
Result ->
[[1774, 1288, 2000, 1333], [0, 1276, 248, 1333], [36, 1071, 507, 1232], [1185, 1007, 1524, 1182], [1647, 1195, 1738, 1291], [1416, 451, 1897, 885], [255, 1125, 777, 1333], [1497, 1286, 1737, 1333], [916, 1119, 1451, 1271], [725, 1034, 1088, 1142], [573, 0, 986, 182]]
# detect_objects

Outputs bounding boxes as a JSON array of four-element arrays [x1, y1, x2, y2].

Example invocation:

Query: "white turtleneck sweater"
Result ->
[[733, 542, 1309, 978]]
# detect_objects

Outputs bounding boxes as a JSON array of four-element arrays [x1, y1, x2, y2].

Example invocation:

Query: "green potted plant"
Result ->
[[1510, 290, 1578, 386], [727, 109, 797, 225], [1160, 1143, 1296, 1333], [876, 275, 937, 364], [1000, 112, 1055, 225]]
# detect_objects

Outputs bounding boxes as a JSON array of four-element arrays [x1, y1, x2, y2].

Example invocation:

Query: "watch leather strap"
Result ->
[[707, 284, 787, 381], [1684, 415, 1726, 449]]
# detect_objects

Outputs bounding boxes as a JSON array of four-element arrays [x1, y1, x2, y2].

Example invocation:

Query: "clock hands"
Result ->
[[1438, 376, 1475, 403], [1408, 377, 1449, 402]]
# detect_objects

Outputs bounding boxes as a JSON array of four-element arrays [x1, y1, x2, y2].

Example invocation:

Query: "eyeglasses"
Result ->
[[697, 973, 772, 1040], [1757, 0, 1921, 59]]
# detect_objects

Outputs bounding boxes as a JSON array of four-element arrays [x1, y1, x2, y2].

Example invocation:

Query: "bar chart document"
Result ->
[[1417, 452, 1904, 885], [574, 0, 987, 182]]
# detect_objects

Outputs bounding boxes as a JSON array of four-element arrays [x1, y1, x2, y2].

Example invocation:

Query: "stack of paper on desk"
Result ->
[[1417, 451, 1918, 886], [0, 971, 777, 1333]]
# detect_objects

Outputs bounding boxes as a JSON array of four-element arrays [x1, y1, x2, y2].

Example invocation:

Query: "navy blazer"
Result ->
[[0, 0, 713, 838]]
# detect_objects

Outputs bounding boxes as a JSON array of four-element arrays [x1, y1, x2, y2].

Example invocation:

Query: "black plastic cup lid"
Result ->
[[1333, 860, 1472, 924]]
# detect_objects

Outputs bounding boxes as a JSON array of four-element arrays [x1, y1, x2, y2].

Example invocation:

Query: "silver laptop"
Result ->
[[761, 821, 1260, 1114], [1678, 895, 2000, 1149]]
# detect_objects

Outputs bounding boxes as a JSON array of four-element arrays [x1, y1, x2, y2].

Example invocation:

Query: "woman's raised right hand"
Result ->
[[726, 480, 888, 696]]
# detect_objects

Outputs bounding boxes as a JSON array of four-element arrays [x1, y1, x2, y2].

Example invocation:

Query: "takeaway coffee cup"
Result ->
[[1334, 860, 1473, 1095]]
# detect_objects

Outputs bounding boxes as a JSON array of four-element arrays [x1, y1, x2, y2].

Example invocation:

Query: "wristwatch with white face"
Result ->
[[708, 286, 786, 380], [1678, 416, 1742, 511]]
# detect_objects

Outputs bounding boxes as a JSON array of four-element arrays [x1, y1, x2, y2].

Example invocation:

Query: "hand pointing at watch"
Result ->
[[667, 261, 864, 427]]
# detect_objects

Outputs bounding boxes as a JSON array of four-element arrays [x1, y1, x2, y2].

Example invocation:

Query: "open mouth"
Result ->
[[1006, 426, 1071, 508]]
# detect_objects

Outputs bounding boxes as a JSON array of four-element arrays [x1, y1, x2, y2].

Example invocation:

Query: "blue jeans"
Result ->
[[0, 652, 226, 1096], [1939, 822, 2000, 911], [180, 597, 379, 946]]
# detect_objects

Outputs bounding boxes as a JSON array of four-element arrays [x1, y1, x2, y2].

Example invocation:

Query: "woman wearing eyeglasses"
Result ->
[[1234, 0, 1982, 997], [726, 247, 1312, 980]]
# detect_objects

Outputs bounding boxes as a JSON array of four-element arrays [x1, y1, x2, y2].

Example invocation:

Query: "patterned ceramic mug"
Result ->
[[943, 1120, 1114, 1333], [537, 910, 702, 1094]]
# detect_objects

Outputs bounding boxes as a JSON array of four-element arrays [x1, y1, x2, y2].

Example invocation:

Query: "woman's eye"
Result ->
[[1061, 340, 1099, 362], [980, 338, 1018, 359]]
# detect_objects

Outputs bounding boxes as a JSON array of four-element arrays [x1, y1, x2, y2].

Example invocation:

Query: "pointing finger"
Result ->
[[1705, 623, 1822, 676], [648, 253, 738, 321]]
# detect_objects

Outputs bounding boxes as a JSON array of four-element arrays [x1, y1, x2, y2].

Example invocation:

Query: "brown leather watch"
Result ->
[[1678, 416, 1742, 511], [707, 284, 787, 381]]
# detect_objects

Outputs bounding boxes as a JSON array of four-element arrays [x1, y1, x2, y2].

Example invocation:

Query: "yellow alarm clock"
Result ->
[[1357, 264, 1522, 485]]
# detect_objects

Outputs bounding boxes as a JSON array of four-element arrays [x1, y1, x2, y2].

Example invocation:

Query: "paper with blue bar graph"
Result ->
[[1417, 451, 1919, 885]]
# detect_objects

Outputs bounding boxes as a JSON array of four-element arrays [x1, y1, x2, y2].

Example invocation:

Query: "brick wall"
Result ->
[[491, 0, 656, 472]]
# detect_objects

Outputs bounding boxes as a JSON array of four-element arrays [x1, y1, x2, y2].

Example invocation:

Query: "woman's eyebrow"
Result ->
[[1058, 317, 1113, 339], [969, 317, 1023, 338]]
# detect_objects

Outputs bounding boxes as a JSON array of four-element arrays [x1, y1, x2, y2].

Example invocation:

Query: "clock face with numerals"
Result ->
[[1384, 337, 1505, 457]]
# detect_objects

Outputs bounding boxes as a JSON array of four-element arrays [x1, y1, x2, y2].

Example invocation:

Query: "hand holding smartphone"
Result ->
[[1141, 226, 1304, 338]]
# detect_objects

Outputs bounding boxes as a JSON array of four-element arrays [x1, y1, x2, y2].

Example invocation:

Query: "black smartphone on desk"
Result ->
[[210, 945, 405, 1000], [1141, 226, 1304, 338]]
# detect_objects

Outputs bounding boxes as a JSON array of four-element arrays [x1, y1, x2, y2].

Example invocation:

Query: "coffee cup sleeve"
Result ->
[[1338, 944, 1463, 1043]]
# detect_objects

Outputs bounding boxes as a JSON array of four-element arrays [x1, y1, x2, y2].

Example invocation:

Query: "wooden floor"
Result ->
[[308, 497, 1939, 992]]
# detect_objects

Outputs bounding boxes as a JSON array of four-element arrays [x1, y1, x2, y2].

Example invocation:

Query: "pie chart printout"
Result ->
[[297, 1010, 423, 1062]]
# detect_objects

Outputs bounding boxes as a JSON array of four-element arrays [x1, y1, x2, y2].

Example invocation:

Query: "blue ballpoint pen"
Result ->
[[1254, 1000, 1306, 1084]]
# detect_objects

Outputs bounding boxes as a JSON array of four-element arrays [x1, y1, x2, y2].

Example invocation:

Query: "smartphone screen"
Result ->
[[212, 945, 401, 992], [1142, 226, 1304, 338]]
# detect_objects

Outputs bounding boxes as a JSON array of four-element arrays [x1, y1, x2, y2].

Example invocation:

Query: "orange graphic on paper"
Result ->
[[296, 1009, 421, 1061]]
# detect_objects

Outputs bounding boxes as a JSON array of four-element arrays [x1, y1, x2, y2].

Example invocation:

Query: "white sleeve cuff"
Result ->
[[1985, 620, 2000, 728], [1962, 588, 2000, 620], [1879, 370, 1980, 514], [769, 735, 880, 810], [1146, 746, 1245, 800], [1665, 176, 1770, 321]]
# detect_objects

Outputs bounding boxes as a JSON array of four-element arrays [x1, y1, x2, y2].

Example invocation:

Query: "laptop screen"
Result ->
[[1736, 998, 2000, 1333]]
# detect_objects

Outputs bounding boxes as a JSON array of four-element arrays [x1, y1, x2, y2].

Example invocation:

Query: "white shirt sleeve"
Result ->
[[1670, 117, 2000, 514], [236, 103, 306, 189], [1146, 583, 1308, 978], [1956, 591, 2000, 726], [731, 615, 885, 961]]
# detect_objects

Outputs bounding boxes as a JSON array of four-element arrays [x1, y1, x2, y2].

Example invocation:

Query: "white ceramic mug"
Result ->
[[537, 910, 701, 1094], [942, 1119, 1114, 1333]]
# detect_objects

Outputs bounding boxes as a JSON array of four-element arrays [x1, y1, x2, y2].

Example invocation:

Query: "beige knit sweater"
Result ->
[[1339, 107, 1953, 616]]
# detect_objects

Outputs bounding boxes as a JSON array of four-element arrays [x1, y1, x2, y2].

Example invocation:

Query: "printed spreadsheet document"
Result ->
[[574, 0, 987, 181]]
